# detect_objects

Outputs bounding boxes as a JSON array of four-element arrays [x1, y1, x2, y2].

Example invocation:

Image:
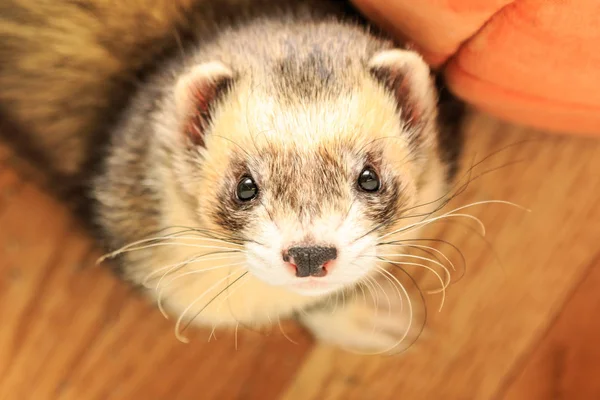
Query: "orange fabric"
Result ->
[[355, 0, 600, 136]]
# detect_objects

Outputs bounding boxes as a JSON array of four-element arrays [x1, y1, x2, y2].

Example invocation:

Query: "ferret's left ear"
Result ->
[[368, 49, 436, 130], [174, 61, 235, 147]]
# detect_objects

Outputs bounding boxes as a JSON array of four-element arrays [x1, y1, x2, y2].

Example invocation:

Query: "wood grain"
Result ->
[[0, 111, 599, 400], [502, 254, 600, 400]]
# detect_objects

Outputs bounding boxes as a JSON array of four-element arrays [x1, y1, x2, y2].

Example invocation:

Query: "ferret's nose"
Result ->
[[284, 246, 337, 278]]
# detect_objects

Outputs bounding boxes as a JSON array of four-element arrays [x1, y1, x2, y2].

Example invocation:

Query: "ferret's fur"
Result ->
[[0, 0, 465, 354]]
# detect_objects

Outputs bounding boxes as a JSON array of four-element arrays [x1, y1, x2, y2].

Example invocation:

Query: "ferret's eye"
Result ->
[[357, 167, 380, 192], [236, 176, 258, 201]]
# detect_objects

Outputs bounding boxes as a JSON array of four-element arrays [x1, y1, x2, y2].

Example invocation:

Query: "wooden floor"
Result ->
[[0, 111, 599, 400]]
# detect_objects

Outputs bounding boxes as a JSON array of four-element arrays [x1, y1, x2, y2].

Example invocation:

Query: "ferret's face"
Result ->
[[172, 50, 441, 297]]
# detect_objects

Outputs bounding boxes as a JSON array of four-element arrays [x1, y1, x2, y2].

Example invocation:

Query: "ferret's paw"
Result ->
[[299, 288, 423, 355]]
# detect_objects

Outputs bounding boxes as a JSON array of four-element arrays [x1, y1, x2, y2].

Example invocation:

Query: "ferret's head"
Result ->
[[162, 48, 445, 297]]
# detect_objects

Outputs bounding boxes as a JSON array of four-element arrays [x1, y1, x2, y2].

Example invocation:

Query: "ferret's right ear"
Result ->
[[368, 49, 436, 131], [174, 61, 235, 147]]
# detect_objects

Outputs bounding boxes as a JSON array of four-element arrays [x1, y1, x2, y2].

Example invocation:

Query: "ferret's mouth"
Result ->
[[286, 278, 346, 296]]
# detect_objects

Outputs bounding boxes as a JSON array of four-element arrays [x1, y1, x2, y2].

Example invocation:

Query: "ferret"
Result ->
[[0, 0, 465, 354]]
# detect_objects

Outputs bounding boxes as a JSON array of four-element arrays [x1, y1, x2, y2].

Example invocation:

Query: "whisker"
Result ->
[[440, 199, 530, 216], [371, 270, 393, 319], [180, 271, 250, 336], [214, 275, 251, 320], [172, 29, 187, 61], [385, 262, 429, 356], [373, 265, 404, 313], [375, 252, 453, 297], [361, 274, 380, 312], [378, 239, 466, 271], [142, 251, 241, 287], [379, 212, 486, 242], [358, 281, 368, 307], [296, 303, 311, 318], [326, 295, 333, 314], [375, 253, 452, 279], [432, 219, 507, 276], [375, 252, 453, 299], [133, 226, 238, 243], [381, 243, 456, 272], [337, 199, 357, 231], [370, 272, 392, 318], [173, 269, 245, 343], [101, 242, 246, 261], [278, 316, 299, 345], [363, 276, 380, 334], [434, 137, 542, 206], [383, 238, 467, 280], [96, 228, 248, 264], [155, 258, 246, 317], [111, 234, 244, 256], [158, 261, 247, 291], [208, 323, 218, 342], [156, 261, 242, 319], [393, 159, 527, 221], [333, 290, 340, 315], [375, 256, 447, 312], [372, 267, 414, 355], [379, 198, 529, 243], [265, 312, 274, 336]]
